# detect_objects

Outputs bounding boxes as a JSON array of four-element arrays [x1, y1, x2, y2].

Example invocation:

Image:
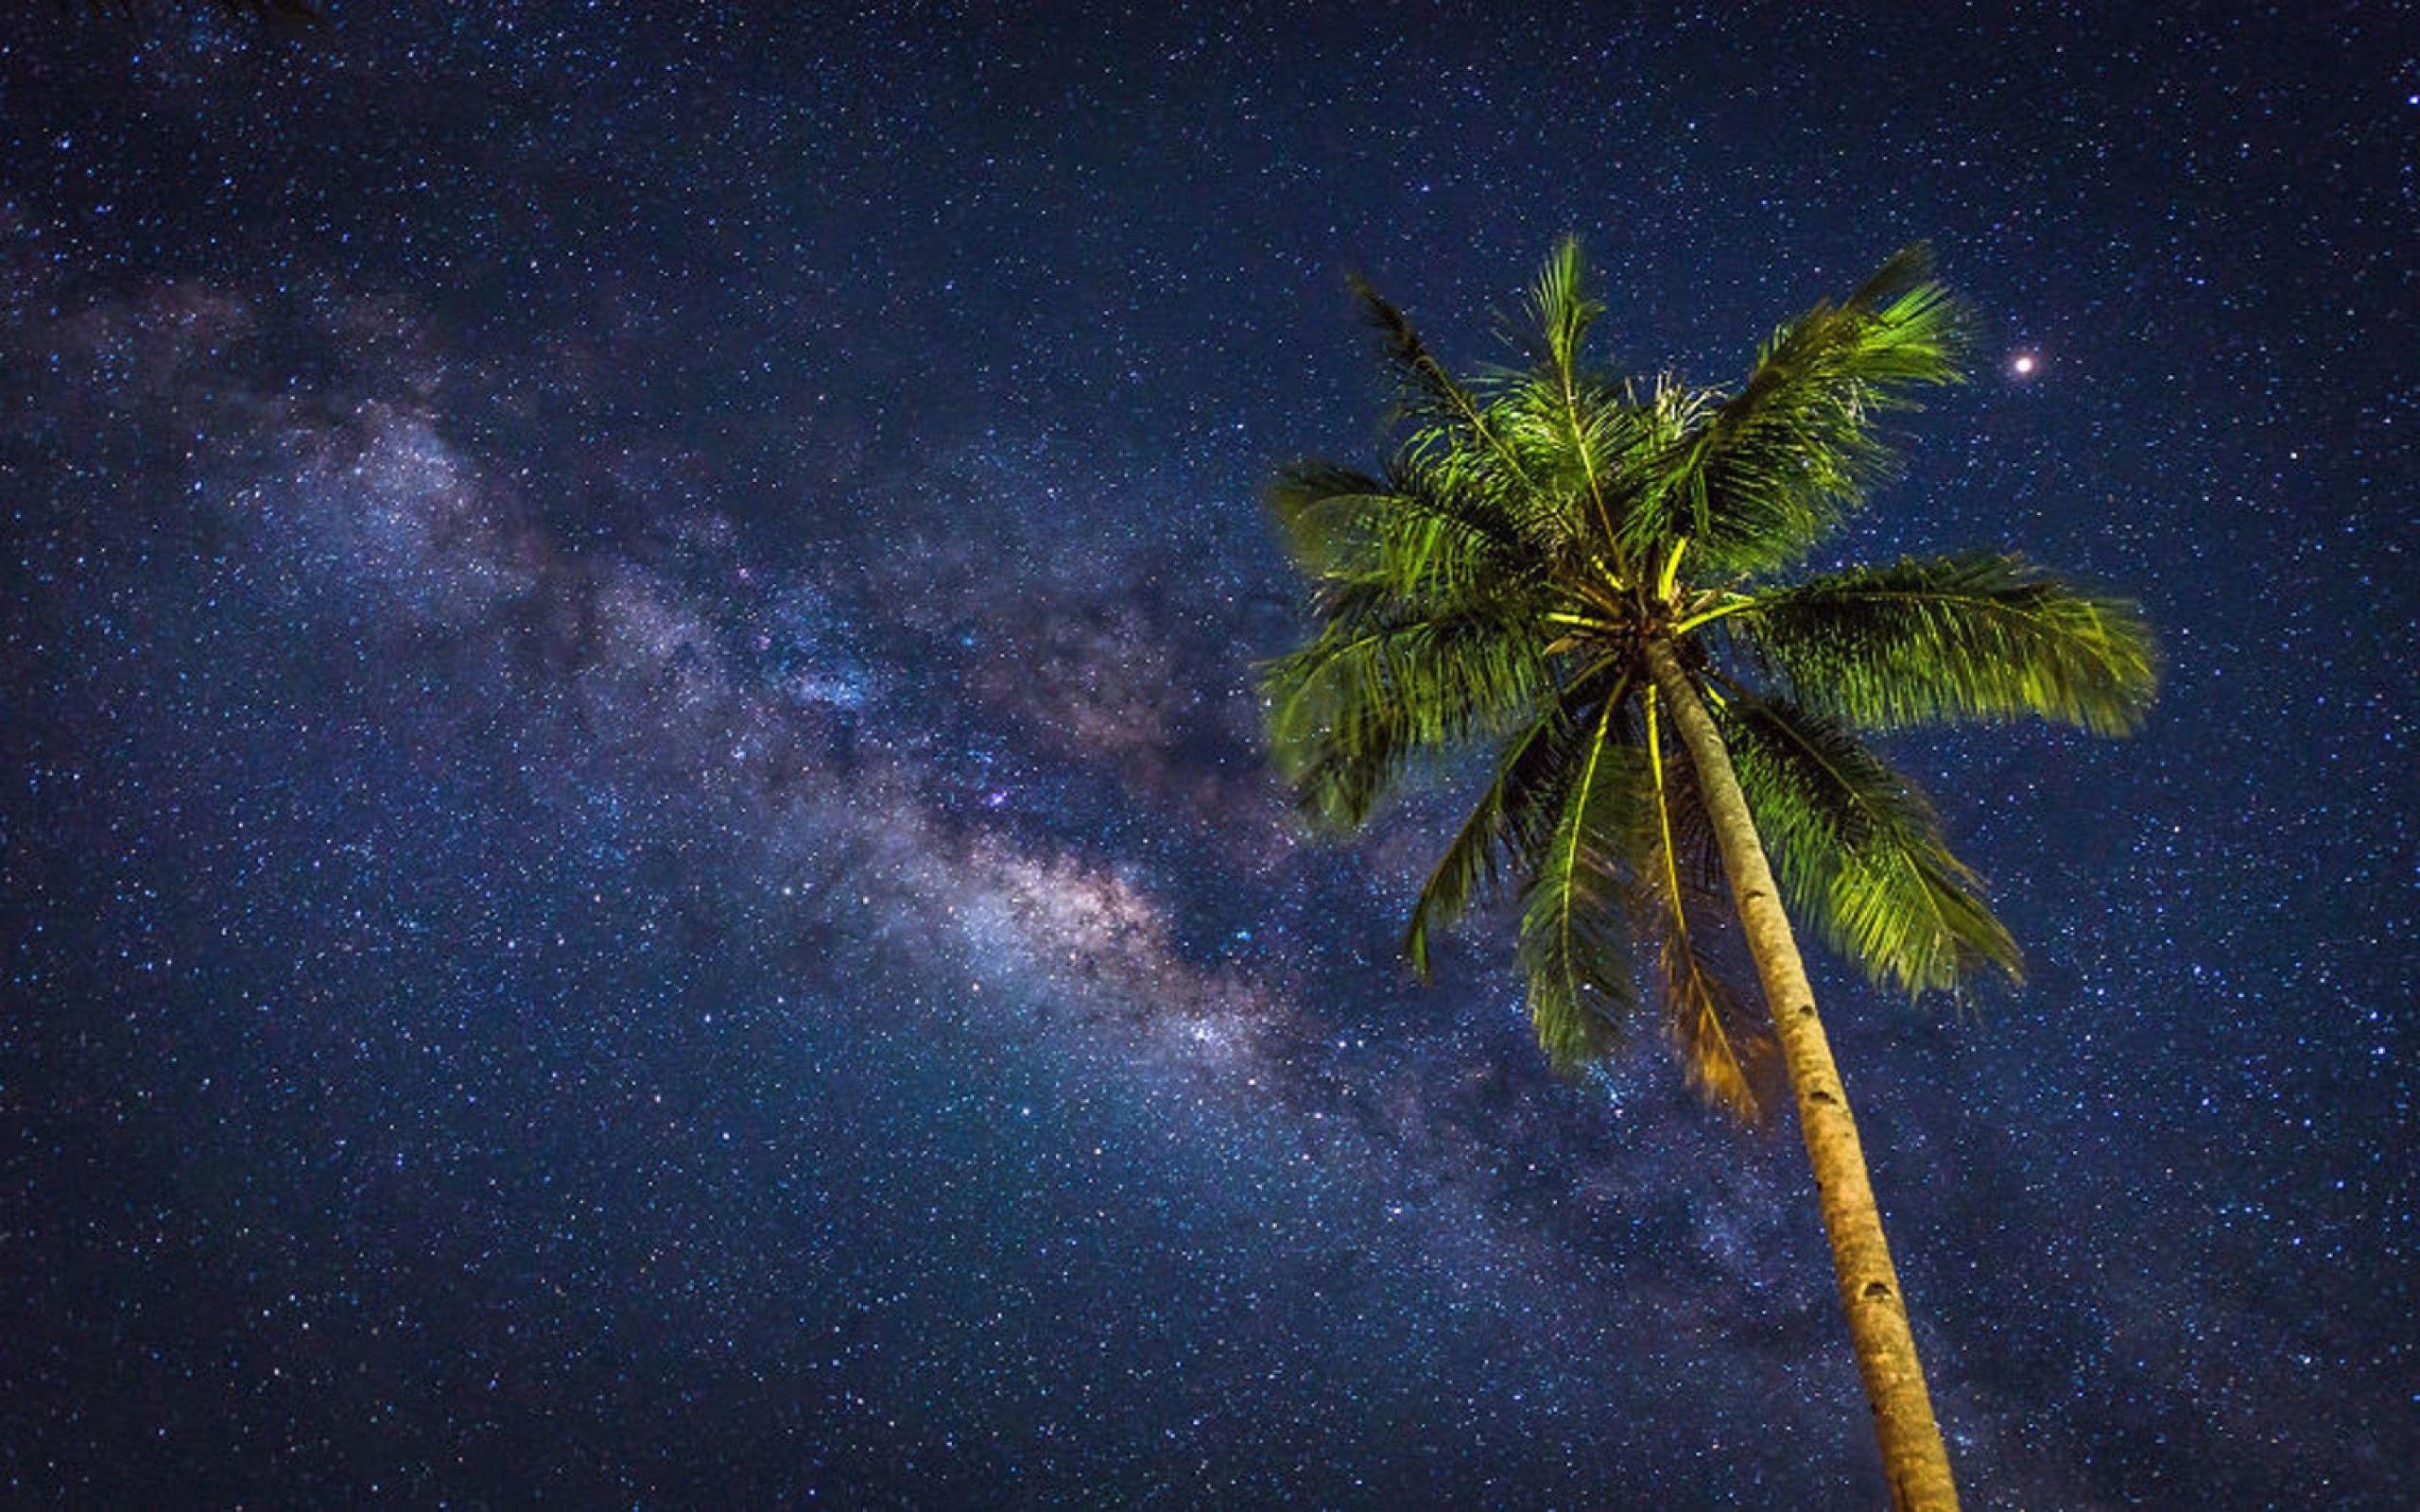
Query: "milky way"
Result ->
[[3, 6, 2411, 1507]]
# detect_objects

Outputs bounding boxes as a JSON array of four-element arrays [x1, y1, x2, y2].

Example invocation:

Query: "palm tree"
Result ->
[[1261, 241, 2154, 1510]]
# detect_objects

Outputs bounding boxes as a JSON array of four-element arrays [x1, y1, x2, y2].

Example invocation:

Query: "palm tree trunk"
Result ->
[[1644, 639, 1961, 1511]]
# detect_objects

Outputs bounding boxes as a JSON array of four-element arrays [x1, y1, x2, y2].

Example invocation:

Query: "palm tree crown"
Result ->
[[1264, 241, 2155, 1117]]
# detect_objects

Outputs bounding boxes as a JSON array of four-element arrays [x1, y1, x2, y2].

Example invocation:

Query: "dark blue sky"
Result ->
[[3, 4, 2411, 1505]]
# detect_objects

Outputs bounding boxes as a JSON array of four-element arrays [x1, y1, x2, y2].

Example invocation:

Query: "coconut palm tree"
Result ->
[[1261, 241, 2154, 1510]]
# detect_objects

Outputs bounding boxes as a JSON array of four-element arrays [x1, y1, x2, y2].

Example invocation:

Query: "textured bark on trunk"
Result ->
[[1644, 639, 1961, 1512]]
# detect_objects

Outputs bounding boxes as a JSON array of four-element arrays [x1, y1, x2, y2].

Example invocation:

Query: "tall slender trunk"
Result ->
[[1644, 639, 1961, 1512]]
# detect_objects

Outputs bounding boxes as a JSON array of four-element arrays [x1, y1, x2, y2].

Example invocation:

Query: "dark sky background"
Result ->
[[2, 3, 2412, 1506]]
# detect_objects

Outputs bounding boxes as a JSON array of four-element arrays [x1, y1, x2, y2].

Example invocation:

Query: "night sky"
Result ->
[[3, 5, 2412, 1506]]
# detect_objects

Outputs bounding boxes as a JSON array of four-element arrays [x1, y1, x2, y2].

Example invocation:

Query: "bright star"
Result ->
[[2011, 352, 2038, 377]]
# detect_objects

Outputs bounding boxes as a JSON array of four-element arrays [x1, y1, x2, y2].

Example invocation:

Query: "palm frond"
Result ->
[[1266, 460, 1399, 570], [1403, 667, 1624, 980], [1266, 458, 1526, 607], [1656, 927, 1768, 1122], [1516, 235, 1631, 558], [1348, 272, 1538, 489], [1719, 692, 2021, 995], [1261, 606, 1552, 829], [1486, 371, 1646, 557], [1528, 235, 1602, 378], [1635, 686, 1768, 1119], [1512, 705, 1643, 1072], [1616, 245, 1968, 576], [1731, 551, 2158, 733], [1842, 243, 1944, 312]]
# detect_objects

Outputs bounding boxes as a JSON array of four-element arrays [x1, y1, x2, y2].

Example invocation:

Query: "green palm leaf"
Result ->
[[1617, 245, 1966, 576], [1719, 692, 2020, 994], [1730, 551, 2157, 733], [1512, 707, 1643, 1072], [1403, 667, 1621, 980], [1267, 458, 1527, 607], [1518, 236, 1625, 552], [1348, 273, 1541, 494], [1261, 606, 1552, 829], [1634, 692, 1769, 1119]]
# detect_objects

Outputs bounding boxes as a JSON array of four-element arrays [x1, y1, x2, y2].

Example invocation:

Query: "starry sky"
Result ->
[[2, 4, 2412, 1506]]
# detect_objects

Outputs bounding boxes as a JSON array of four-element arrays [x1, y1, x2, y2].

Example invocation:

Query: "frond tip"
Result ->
[[1527, 235, 1602, 376], [1658, 930, 1772, 1123]]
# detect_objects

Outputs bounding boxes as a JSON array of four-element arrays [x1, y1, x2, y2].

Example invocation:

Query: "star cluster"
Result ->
[[2, 4, 2411, 1506]]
